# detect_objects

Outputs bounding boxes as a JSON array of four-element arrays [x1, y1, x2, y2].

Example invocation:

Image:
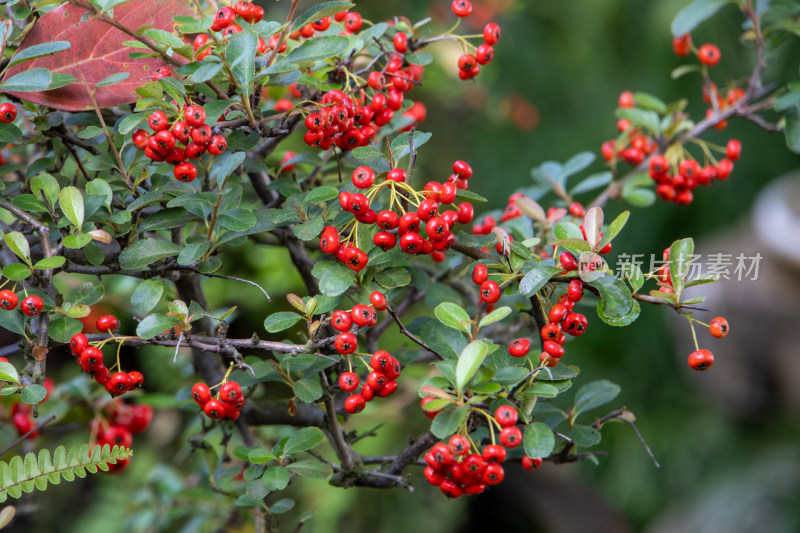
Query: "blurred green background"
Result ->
[[5, 0, 800, 532]]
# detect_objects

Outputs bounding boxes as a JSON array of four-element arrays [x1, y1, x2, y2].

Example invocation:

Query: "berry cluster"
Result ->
[[132, 105, 226, 183], [192, 1, 267, 61], [0, 102, 17, 123], [69, 315, 145, 397], [0, 289, 44, 316], [422, 406, 540, 498], [449, 0, 502, 80], [89, 399, 153, 473], [289, 9, 363, 39], [320, 160, 475, 271], [191, 376, 245, 421], [1, 364, 53, 439]]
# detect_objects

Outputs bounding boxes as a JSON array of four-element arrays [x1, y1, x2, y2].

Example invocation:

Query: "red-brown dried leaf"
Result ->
[[2, 0, 197, 111]]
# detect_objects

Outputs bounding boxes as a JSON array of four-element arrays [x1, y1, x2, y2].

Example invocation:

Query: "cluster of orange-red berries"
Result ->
[[90, 399, 153, 473]]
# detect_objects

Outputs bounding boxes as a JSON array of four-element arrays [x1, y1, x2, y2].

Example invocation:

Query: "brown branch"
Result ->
[[386, 303, 444, 360]]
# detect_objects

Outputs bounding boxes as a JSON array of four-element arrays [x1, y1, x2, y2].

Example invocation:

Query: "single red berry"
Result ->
[[717, 158, 734, 180], [352, 166, 375, 188], [203, 398, 225, 419], [13, 412, 36, 438], [96, 314, 119, 333], [0, 290, 18, 310], [448, 434, 470, 455], [483, 23, 501, 45], [387, 168, 407, 183], [131, 129, 149, 150], [494, 405, 518, 427], [128, 370, 144, 388], [374, 231, 397, 251], [148, 110, 169, 131], [219, 381, 242, 403], [192, 383, 211, 405], [320, 227, 340, 255], [522, 456, 543, 471], [508, 338, 531, 358], [334, 332, 357, 355], [344, 11, 362, 32], [440, 479, 463, 499], [70, 333, 88, 356], [0, 103, 17, 123], [394, 32, 408, 53], [726, 139, 741, 161], [21, 295, 43, 317], [543, 340, 565, 358], [80, 346, 104, 369], [174, 162, 198, 182], [688, 348, 714, 371], [673, 33, 692, 56], [185, 105, 206, 128], [331, 310, 352, 332], [208, 135, 227, 155], [569, 202, 586, 218], [559, 251, 578, 271], [351, 304, 376, 327], [482, 463, 505, 485], [499, 426, 522, 448], [472, 264, 488, 285], [618, 90, 635, 108], [476, 44, 494, 65], [482, 444, 507, 463], [451, 0, 473, 17], [108, 372, 134, 396], [424, 466, 444, 486], [457, 202, 474, 224], [339, 372, 359, 392], [370, 291, 387, 311], [567, 279, 584, 302], [480, 280, 501, 304], [698, 43, 721, 66], [709, 317, 729, 338], [548, 302, 568, 324], [344, 394, 366, 414]]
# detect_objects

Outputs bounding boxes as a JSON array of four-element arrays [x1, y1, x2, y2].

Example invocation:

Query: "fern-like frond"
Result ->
[[0, 444, 132, 502]]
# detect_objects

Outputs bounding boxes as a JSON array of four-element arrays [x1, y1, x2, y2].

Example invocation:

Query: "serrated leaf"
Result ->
[[262, 466, 290, 491], [248, 448, 276, 464], [48, 317, 83, 343], [285, 459, 333, 479], [456, 340, 488, 393]]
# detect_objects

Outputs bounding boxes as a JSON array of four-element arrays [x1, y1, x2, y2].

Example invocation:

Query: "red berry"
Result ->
[[373, 231, 397, 251], [79, 346, 104, 370], [0, 289, 18, 310], [370, 291, 387, 311], [567, 279, 584, 302], [344, 394, 366, 414], [494, 405, 518, 426], [185, 105, 206, 128], [451, 0, 473, 17], [476, 44, 494, 65], [688, 348, 714, 371], [499, 426, 522, 448], [204, 398, 225, 418], [174, 162, 198, 182], [717, 158, 733, 180], [543, 340, 565, 358], [148, 110, 168, 131], [559, 251, 578, 271], [457, 202, 474, 224], [331, 310, 352, 332], [96, 314, 118, 333], [698, 43, 721, 66], [339, 372, 359, 392], [522, 456, 543, 471], [709, 316, 729, 338], [618, 90, 635, 108], [0, 102, 17, 123], [673, 33, 692, 56], [421, 396, 441, 419], [108, 372, 134, 396], [70, 333, 88, 356], [344, 11, 362, 32], [480, 280, 501, 304], [394, 32, 408, 53], [482, 444, 506, 463], [508, 338, 531, 358], [387, 168, 406, 183], [726, 139, 741, 161], [352, 166, 375, 188], [132, 128, 149, 149], [351, 304, 376, 327], [21, 295, 43, 317], [448, 434, 470, 455], [483, 23, 501, 45], [208, 135, 227, 155], [482, 463, 505, 485], [334, 332, 357, 355], [219, 381, 242, 403], [192, 383, 211, 406], [472, 264, 488, 285]]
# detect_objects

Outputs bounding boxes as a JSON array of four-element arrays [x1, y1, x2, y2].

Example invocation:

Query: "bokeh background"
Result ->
[[4, 0, 800, 532]]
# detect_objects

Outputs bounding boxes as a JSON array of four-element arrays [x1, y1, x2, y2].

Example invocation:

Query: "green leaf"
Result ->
[[292, 1, 354, 31], [8, 41, 70, 67], [784, 107, 800, 154], [671, 0, 734, 36], [616, 108, 660, 134], [33, 256, 65, 270], [248, 448, 276, 464], [352, 146, 385, 160], [131, 279, 164, 314], [633, 92, 668, 113], [62, 234, 92, 249], [286, 459, 333, 479], [0, 361, 20, 384], [478, 306, 511, 329], [303, 186, 339, 205], [118, 112, 146, 135], [523, 422, 555, 459], [587, 274, 636, 326], [2, 264, 31, 281], [30, 173, 60, 207], [203, 100, 230, 125], [136, 314, 181, 340], [20, 384, 47, 405], [264, 312, 303, 333], [48, 317, 83, 343], [0, 68, 52, 92], [430, 405, 468, 439], [95, 72, 130, 88], [0, 122, 22, 144], [669, 237, 695, 296], [210, 151, 246, 188], [292, 376, 323, 403], [572, 380, 621, 419], [143, 28, 184, 49], [227, 31, 257, 91], [519, 264, 561, 297], [434, 302, 471, 334], [567, 424, 602, 447], [49, 73, 77, 90], [390, 131, 432, 160], [283, 35, 350, 64], [312, 261, 355, 297], [562, 152, 595, 179], [570, 171, 612, 195], [374, 267, 411, 289], [598, 211, 629, 248], [262, 466, 290, 491], [3, 232, 30, 264], [219, 209, 257, 232], [119, 239, 182, 270], [58, 187, 84, 228], [623, 188, 656, 208], [283, 427, 325, 455], [85, 179, 113, 211], [455, 340, 488, 393], [177, 241, 211, 266], [293, 216, 324, 241], [71, 283, 105, 306], [65, 305, 90, 319]]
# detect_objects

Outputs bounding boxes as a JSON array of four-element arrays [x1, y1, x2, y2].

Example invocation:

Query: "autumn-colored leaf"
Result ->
[[2, 0, 197, 111]]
